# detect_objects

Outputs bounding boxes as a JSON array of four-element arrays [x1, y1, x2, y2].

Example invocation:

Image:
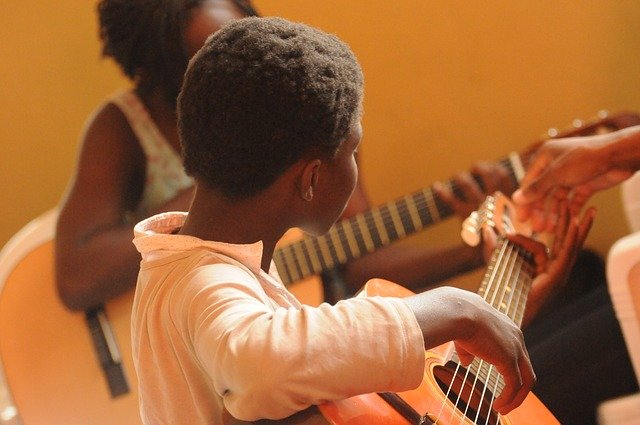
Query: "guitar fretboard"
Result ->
[[273, 153, 525, 286], [462, 237, 535, 396]]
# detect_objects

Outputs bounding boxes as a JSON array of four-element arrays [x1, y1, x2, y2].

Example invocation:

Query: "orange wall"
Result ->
[[2, 1, 640, 287]]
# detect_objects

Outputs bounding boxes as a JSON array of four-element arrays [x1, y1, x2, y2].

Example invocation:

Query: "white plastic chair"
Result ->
[[622, 171, 640, 233], [0, 208, 58, 425], [598, 173, 640, 424]]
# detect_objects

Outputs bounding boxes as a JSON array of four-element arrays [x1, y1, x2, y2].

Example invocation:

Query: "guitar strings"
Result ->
[[433, 237, 533, 425], [481, 242, 530, 425], [472, 241, 520, 425], [274, 156, 520, 284], [478, 241, 533, 425], [435, 239, 509, 425], [474, 240, 528, 425], [274, 159, 519, 283], [275, 186, 442, 284], [476, 242, 533, 425], [469, 240, 517, 425]]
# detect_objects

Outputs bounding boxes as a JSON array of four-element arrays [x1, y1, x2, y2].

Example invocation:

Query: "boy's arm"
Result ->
[[187, 266, 533, 420]]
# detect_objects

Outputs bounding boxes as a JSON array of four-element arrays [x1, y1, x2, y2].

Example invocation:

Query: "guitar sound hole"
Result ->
[[433, 362, 502, 425]]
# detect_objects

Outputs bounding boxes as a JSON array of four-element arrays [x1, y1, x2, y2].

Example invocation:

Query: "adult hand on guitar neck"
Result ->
[[502, 203, 595, 327], [513, 125, 640, 233], [433, 161, 517, 263], [473, 190, 595, 327], [403, 196, 595, 415], [434, 160, 517, 222]]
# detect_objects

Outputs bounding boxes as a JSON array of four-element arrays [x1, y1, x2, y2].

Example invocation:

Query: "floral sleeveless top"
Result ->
[[110, 90, 194, 219]]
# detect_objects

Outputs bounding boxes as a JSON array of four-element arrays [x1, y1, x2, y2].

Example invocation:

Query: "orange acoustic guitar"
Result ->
[[0, 112, 636, 425], [227, 193, 557, 424]]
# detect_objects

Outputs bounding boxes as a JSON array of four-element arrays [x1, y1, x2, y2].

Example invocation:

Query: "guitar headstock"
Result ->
[[543, 110, 640, 139], [518, 110, 640, 170], [460, 192, 531, 247]]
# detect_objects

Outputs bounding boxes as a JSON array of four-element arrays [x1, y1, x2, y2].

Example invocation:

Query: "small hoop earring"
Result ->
[[302, 187, 313, 201]]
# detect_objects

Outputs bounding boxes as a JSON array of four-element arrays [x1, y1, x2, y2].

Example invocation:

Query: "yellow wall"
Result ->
[[2, 1, 640, 287]]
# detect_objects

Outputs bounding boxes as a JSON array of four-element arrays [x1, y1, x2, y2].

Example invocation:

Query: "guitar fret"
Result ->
[[356, 214, 376, 252], [303, 237, 323, 274], [404, 194, 423, 231], [289, 247, 305, 283], [366, 213, 384, 248], [412, 191, 433, 228], [333, 225, 352, 260], [340, 221, 361, 260], [310, 236, 330, 271], [506, 258, 525, 323], [497, 245, 518, 315], [350, 217, 370, 257], [395, 198, 416, 235], [422, 188, 441, 223], [277, 246, 296, 285], [371, 209, 391, 245], [386, 202, 406, 238], [380, 205, 400, 241], [292, 240, 312, 279], [327, 228, 348, 264], [316, 237, 336, 269]]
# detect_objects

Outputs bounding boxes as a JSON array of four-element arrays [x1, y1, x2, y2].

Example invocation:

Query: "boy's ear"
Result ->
[[298, 159, 321, 202]]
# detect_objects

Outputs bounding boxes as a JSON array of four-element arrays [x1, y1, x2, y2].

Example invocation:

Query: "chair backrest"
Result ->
[[0, 208, 58, 425], [606, 171, 640, 386], [622, 171, 640, 233], [606, 232, 640, 385]]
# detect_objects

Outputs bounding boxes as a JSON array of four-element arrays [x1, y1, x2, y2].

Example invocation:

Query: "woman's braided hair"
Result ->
[[97, 0, 258, 105]]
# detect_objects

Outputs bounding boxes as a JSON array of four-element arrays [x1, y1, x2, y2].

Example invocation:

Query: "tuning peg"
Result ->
[[461, 211, 481, 247]]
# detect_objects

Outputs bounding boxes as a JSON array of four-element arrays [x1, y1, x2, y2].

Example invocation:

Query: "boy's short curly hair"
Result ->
[[97, 0, 258, 105], [178, 17, 364, 199]]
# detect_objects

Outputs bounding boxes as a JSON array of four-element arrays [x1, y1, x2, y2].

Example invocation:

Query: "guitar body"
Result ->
[[0, 210, 140, 425], [321, 279, 558, 425]]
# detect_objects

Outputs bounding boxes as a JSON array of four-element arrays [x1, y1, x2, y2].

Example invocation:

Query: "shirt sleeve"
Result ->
[[178, 263, 425, 421]]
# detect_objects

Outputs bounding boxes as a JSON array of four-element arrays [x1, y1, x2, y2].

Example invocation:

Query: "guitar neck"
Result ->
[[273, 153, 525, 286], [463, 236, 535, 396]]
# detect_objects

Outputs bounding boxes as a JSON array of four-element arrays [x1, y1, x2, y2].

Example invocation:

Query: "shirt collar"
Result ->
[[133, 211, 265, 275]]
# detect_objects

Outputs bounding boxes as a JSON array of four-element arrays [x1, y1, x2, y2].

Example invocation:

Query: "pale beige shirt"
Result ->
[[132, 212, 425, 424]]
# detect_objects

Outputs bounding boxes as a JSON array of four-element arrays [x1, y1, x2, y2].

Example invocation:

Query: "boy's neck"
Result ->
[[179, 185, 291, 272]]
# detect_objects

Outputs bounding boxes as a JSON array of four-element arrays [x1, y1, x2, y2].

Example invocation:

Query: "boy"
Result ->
[[131, 16, 585, 423]]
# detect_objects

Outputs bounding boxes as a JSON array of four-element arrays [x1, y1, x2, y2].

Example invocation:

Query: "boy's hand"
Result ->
[[403, 286, 535, 414]]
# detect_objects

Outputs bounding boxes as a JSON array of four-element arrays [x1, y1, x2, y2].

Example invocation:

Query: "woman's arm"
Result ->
[[55, 102, 193, 311]]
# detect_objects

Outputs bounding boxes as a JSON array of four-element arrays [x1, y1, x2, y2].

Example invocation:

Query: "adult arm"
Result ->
[[55, 103, 193, 311], [513, 125, 640, 232]]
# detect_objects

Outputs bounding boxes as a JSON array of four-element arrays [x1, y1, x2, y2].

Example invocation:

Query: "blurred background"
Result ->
[[2, 1, 640, 288]]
